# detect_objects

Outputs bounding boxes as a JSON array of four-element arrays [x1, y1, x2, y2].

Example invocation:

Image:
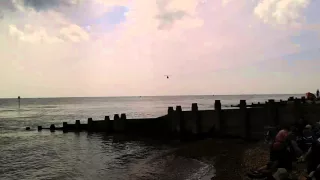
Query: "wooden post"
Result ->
[[49, 124, 55, 131], [75, 120, 80, 131], [113, 114, 120, 132], [105, 116, 111, 132], [88, 118, 93, 131], [18, 96, 20, 109], [240, 100, 250, 140], [294, 99, 302, 124], [114, 114, 120, 120], [168, 107, 175, 133], [176, 106, 185, 141], [192, 103, 201, 135], [63, 122, 68, 131], [214, 100, 223, 135], [120, 113, 127, 132], [267, 99, 277, 126]]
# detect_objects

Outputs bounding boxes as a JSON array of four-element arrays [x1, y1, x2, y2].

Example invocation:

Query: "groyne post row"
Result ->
[[38, 98, 320, 141]]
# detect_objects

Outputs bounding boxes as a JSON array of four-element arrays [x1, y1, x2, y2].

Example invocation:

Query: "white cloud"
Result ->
[[6, 8, 89, 43], [1, 0, 313, 97], [6, 0, 203, 44], [8, 21, 89, 43], [8, 24, 64, 43], [254, 0, 310, 25], [60, 24, 90, 42]]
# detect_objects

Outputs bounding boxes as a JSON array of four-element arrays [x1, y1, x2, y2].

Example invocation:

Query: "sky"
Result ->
[[0, 0, 320, 98]]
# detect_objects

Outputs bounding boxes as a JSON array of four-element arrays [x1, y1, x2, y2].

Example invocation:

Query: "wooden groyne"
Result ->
[[38, 97, 320, 141]]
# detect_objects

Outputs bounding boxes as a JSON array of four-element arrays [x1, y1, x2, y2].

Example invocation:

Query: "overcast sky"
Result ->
[[0, 0, 319, 98]]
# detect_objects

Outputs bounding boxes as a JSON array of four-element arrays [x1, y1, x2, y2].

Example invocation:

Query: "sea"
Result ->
[[0, 94, 302, 180]]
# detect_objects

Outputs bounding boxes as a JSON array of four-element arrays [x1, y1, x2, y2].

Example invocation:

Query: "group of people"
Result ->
[[248, 119, 320, 180]]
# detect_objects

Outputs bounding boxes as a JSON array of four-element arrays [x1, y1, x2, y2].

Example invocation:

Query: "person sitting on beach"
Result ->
[[270, 127, 295, 170], [300, 164, 320, 180], [304, 137, 320, 174], [312, 122, 320, 139], [248, 126, 295, 179], [298, 125, 314, 153]]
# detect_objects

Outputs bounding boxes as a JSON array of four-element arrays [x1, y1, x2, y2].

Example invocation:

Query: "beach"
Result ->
[[0, 95, 302, 180], [173, 138, 268, 180]]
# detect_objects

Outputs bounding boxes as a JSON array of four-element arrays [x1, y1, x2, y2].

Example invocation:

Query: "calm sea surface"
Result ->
[[0, 95, 302, 180]]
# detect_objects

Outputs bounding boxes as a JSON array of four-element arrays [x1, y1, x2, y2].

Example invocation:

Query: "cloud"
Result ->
[[254, 0, 310, 25], [60, 24, 89, 42], [8, 24, 64, 43], [8, 22, 90, 43], [1, 0, 319, 96], [4, 4, 90, 43], [11, 0, 81, 12], [8, 11, 90, 44], [4, 0, 204, 44]]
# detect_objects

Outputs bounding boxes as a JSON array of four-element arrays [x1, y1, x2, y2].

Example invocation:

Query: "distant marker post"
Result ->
[[18, 96, 20, 109]]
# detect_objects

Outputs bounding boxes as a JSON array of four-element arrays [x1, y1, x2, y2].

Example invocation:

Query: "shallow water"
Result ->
[[0, 95, 301, 180]]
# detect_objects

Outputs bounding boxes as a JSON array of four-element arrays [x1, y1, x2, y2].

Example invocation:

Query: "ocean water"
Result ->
[[0, 95, 301, 180]]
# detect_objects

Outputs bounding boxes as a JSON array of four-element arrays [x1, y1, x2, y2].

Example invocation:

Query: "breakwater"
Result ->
[[37, 97, 320, 141]]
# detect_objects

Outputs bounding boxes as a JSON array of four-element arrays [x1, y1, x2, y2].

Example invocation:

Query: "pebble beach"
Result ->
[[174, 138, 308, 180]]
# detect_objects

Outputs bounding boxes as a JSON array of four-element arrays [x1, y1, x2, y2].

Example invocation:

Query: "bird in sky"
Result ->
[[164, 75, 171, 79]]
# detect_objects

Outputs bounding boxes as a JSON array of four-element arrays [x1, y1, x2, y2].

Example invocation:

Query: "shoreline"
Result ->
[[173, 138, 269, 180], [172, 138, 310, 180]]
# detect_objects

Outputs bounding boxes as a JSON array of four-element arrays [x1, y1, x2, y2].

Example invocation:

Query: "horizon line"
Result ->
[[0, 93, 305, 99]]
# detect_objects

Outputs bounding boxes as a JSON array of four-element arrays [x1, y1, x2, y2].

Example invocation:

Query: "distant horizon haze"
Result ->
[[0, 93, 307, 99]]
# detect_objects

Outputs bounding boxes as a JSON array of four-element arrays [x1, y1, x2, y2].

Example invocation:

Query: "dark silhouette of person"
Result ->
[[317, 89, 319, 98]]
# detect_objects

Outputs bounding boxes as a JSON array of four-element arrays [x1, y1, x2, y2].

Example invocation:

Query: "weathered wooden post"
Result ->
[[63, 122, 68, 131], [104, 116, 111, 132], [240, 100, 251, 140], [18, 96, 21, 109], [176, 106, 185, 141], [50, 124, 55, 131], [167, 107, 175, 134], [120, 113, 127, 132], [113, 114, 120, 132], [75, 120, 81, 131], [267, 99, 278, 126], [88, 118, 93, 131], [294, 99, 302, 124], [214, 100, 223, 135], [192, 103, 202, 136]]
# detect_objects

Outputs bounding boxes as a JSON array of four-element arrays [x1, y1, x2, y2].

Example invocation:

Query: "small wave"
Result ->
[[0, 108, 32, 113], [186, 159, 215, 180], [34, 105, 58, 109], [129, 148, 216, 180]]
